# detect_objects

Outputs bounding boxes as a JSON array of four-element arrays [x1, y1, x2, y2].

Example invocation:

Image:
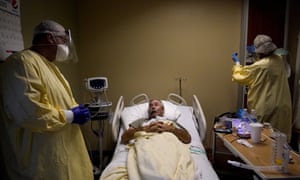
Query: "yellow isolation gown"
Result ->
[[0, 49, 93, 180], [232, 54, 292, 142]]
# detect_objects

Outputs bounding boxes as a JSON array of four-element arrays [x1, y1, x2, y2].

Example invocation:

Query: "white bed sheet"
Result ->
[[101, 105, 219, 180]]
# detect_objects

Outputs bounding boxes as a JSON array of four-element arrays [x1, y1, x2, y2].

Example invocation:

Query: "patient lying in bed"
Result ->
[[100, 99, 195, 180], [121, 99, 191, 144]]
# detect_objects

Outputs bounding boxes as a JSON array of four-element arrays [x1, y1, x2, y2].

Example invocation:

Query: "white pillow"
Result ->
[[161, 100, 181, 120], [120, 100, 181, 129], [120, 103, 149, 129]]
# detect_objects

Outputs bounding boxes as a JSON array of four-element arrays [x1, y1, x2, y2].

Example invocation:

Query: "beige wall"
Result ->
[[77, 0, 242, 148], [20, 0, 243, 149]]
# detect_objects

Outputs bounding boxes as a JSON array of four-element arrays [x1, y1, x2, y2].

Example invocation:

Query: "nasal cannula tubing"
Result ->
[[227, 160, 282, 171]]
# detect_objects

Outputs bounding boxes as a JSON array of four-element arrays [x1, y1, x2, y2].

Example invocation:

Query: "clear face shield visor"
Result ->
[[34, 29, 79, 63], [54, 29, 79, 63]]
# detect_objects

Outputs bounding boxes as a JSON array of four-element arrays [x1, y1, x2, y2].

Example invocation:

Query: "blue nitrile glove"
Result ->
[[247, 45, 256, 54], [231, 52, 240, 64], [71, 105, 91, 124]]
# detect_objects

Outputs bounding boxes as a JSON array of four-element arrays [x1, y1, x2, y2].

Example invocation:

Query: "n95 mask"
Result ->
[[55, 44, 70, 62]]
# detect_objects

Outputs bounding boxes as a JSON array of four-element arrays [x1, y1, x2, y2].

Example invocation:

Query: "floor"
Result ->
[[90, 150, 113, 180]]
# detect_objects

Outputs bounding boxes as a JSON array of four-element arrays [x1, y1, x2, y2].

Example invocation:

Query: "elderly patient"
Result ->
[[121, 99, 191, 144], [100, 99, 195, 180]]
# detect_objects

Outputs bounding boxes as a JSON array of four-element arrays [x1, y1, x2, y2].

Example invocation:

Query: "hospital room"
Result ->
[[1, 0, 300, 179]]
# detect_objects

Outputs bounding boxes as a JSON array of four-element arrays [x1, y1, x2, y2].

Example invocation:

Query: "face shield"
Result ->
[[33, 28, 79, 63], [66, 29, 79, 63], [53, 29, 79, 63]]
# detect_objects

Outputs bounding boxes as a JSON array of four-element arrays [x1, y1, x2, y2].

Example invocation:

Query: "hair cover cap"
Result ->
[[33, 20, 66, 37], [253, 34, 277, 54]]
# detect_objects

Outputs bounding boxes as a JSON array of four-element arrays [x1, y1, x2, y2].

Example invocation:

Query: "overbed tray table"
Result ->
[[215, 128, 300, 180]]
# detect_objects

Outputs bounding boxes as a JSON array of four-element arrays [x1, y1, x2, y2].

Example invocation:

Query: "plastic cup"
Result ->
[[250, 122, 263, 143]]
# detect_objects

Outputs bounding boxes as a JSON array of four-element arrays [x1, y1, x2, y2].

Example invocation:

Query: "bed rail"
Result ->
[[111, 96, 124, 141], [167, 93, 187, 105], [129, 93, 149, 105], [192, 94, 207, 141]]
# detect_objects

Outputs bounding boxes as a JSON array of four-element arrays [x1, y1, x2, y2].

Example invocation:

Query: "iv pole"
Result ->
[[175, 77, 186, 96]]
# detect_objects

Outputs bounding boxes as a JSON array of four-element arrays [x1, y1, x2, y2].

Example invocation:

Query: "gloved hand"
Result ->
[[231, 52, 240, 64], [71, 105, 91, 124], [247, 45, 256, 54]]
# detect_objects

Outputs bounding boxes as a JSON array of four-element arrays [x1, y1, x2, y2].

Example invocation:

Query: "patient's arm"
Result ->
[[120, 123, 164, 144], [121, 122, 191, 144], [166, 126, 191, 144], [121, 126, 144, 144], [147, 122, 191, 144]]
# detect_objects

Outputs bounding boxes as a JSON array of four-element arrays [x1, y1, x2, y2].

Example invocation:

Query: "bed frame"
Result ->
[[102, 93, 219, 180], [111, 93, 207, 142]]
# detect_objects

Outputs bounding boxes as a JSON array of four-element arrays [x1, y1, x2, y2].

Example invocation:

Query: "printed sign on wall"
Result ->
[[0, 0, 23, 61]]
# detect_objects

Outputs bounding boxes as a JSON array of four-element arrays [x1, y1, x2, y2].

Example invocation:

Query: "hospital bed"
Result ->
[[100, 93, 219, 180]]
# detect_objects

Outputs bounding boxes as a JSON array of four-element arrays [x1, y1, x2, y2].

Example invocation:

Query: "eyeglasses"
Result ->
[[54, 35, 68, 44]]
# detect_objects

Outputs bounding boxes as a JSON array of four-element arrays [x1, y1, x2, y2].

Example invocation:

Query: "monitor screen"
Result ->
[[86, 77, 108, 91]]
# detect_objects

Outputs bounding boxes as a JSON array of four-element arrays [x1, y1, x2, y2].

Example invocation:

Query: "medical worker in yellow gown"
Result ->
[[0, 20, 93, 179], [231, 34, 292, 142]]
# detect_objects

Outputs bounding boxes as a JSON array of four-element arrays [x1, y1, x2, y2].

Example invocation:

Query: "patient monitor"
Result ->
[[84, 77, 113, 175], [84, 77, 112, 120], [86, 77, 108, 92]]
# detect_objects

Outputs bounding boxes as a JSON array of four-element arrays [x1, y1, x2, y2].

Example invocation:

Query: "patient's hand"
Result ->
[[144, 121, 175, 133], [145, 121, 191, 144]]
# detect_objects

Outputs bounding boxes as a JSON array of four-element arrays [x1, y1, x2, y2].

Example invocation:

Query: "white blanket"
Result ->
[[100, 131, 195, 180], [127, 131, 195, 180]]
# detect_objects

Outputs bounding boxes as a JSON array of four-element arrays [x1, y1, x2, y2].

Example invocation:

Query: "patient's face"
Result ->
[[148, 99, 164, 118]]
